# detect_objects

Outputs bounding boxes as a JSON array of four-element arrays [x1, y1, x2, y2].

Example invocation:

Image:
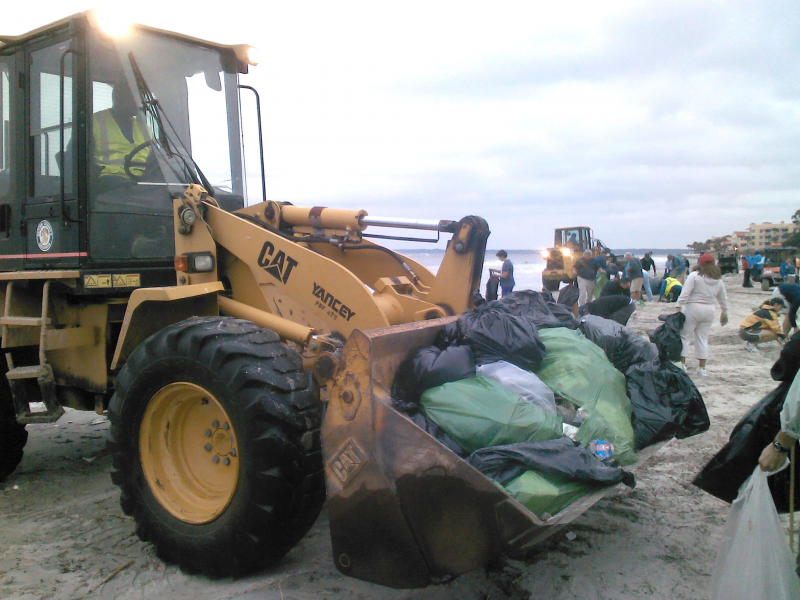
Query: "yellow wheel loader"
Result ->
[[1, 12, 637, 588], [541, 226, 609, 291]]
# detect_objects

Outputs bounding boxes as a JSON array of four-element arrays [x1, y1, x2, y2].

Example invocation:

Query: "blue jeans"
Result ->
[[501, 286, 514, 297], [641, 270, 653, 301]]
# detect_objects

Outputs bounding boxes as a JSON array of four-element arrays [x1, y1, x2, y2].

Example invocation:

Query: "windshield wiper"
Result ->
[[128, 52, 215, 196]]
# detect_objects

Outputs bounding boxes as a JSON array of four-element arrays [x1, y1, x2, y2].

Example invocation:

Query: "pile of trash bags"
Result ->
[[392, 290, 710, 519], [694, 335, 800, 512]]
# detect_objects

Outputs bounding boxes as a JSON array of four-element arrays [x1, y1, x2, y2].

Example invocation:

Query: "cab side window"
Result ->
[[0, 60, 11, 200], [29, 41, 74, 199]]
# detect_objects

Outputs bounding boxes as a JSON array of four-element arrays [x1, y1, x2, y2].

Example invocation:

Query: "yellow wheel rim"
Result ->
[[139, 382, 240, 524]]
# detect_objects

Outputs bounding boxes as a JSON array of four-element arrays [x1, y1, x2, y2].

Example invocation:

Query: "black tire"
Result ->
[[542, 277, 561, 292], [107, 317, 325, 575], [0, 375, 27, 481]]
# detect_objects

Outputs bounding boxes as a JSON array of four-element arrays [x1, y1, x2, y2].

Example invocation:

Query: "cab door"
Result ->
[[23, 35, 83, 269], [0, 53, 24, 270]]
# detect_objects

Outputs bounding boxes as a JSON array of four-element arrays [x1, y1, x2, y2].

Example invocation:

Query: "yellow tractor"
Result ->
[[0, 12, 628, 588], [541, 226, 608, 292]]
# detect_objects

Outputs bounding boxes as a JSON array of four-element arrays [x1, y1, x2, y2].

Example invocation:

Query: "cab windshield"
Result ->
[[86, 29, 245, 259]]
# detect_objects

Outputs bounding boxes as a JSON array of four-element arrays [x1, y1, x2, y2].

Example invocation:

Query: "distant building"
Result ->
[[739, 222, 800, 252], [730, 231, 749, 252]]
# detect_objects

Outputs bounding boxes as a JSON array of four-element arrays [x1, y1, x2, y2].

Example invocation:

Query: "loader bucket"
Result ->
[[323, 318, 635, 589]]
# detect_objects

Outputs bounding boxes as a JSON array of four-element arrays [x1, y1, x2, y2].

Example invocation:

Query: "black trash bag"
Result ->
[[435, 321, 460, 348], [557, 282, 579, 307], [482, 290, 578, 330], [579, 315, 658, 372], [391, 345, 476, 406], [771, 332, 800, 382], [467, 437, 635, 487], [486, 274, 500, 302], [548, 302, 580, 328], [456, 307, 546, 370], [581, 295, 636, 326], [692, 383, 799, 512], [408, 411, 468, 457], [649, 312, 685, 361], [625, 359, 710, 450]]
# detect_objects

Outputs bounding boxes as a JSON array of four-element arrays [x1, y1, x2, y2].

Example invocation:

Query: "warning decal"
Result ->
[[84, 275, 112, 289], [113, 274, 141, 288]]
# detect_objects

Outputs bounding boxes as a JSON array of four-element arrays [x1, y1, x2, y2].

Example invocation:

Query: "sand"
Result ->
[[1, 274, 795, 600]]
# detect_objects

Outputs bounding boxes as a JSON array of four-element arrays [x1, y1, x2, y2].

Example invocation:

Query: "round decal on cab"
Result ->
[[36, 220, 54, 252]]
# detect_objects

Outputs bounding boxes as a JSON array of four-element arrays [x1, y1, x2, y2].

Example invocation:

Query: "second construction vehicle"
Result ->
[[1, 12, 637, 588], [541, 226, 609, 291]]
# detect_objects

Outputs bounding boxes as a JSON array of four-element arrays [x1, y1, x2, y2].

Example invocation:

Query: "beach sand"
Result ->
[[0, 274, 794, 600]]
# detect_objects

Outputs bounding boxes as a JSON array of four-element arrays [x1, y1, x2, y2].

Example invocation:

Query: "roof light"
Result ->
[[246, 46, 261, 66], [233, 45, 260, 67], [95, 9, 131, 37]]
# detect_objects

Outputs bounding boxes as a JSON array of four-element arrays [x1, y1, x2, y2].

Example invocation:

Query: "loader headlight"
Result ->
[[175, 252, 216, 273], [562, 248, 572, 257], [541, 249, 550, 259], [246, 46, 261, 66], [233, 45, 260, 66]]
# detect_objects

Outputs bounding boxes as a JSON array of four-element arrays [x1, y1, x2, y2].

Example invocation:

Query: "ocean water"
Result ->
[[405, 250, 672, 293]]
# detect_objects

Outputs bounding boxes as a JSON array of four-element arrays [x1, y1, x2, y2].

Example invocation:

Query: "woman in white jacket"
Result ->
[[674, 254, 729, 376]]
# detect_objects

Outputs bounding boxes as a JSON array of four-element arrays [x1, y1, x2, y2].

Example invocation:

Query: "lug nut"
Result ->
[[212, 420, 219, 428], [222, 422, 230, 431], [341, 390, 354, 404], [201, 398, 209, 405], [204, 429, 212, 437], [204, 443, 212, 452], [230, 449, 237, 457], [212, 455, 220, 464], [223, 457, 230, 466]]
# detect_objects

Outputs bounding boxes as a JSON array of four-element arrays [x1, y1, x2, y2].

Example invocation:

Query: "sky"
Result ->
[[4, 1, 799, 250]]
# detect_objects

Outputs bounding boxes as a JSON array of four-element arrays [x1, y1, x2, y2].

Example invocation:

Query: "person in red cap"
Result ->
[[674, 254, 729, 376]]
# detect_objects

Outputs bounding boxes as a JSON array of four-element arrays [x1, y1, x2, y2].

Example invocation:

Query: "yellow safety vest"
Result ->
[[92, 110, 150, 178], [664, 277, 681, 295]]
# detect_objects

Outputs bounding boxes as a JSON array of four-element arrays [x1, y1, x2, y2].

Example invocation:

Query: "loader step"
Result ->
[[0, 316, 50, 326], [6, 365, 53, 380]]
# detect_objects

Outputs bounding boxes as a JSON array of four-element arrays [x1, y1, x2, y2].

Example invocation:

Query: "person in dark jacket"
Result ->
[[741, 255, 753, 288], [490, 250, 515, 297], [641, 252, 656, 276], [574, 250, 598, 306], [600, 277, 631, 298], [773, 283, 800, 335], [739, 298, 787, 351], [582, 295, 635, 325]]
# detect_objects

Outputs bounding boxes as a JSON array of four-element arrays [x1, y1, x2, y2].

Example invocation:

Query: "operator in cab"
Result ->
[[92, 80, 151, 193]]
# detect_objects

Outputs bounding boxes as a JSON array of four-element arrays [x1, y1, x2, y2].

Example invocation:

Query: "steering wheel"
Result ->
[[123, 140, 154, 181]]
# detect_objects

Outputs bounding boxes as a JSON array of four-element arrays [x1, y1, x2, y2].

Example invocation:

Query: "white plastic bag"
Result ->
[[709, 466, 800, 600], [476, 360, 557, 415]]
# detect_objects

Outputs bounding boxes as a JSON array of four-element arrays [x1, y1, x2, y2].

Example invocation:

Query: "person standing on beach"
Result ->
[[624, 253, 644, 302], [574, 250, 598, 306], [741, 255, 753, 288], [641, 252, 657, 277], [489, 250, 515, 297], [674, 254, 728, 376]]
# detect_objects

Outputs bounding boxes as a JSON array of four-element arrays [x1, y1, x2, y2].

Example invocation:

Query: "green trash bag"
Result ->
[[593, 271, 608, 300], [504, 470, 594, 518], [535, 328, 638, 466], [420, 376, 563, 454]]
